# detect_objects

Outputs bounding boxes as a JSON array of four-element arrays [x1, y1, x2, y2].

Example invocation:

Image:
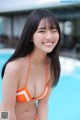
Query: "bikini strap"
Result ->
[[26, 55, 31, 85], [26, 55, 48, 86]]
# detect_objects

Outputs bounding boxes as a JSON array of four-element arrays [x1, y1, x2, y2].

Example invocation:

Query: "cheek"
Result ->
[[33, 34, 43, 44], [54, 33, 59, 42], [32, 35, 40, 46]]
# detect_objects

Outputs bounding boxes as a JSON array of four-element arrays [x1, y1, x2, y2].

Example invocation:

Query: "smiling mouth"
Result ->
[[42, 42, 53, 46]]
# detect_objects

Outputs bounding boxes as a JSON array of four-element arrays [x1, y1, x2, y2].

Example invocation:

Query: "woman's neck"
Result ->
[[30, 49, 48, 66]]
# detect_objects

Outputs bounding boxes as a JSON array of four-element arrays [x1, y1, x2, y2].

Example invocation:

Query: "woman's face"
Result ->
[[32, 19, 59, 53]]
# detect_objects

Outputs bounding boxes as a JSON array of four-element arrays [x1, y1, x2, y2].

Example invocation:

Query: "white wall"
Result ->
[[0, 0, 78, 13]]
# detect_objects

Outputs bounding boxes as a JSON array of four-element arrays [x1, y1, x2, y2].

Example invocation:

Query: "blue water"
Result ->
[[48, 58, 80, 120], [0, 51, 80, 120]]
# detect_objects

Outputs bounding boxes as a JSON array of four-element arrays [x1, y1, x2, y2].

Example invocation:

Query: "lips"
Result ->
[[42, 42, 53, 46]]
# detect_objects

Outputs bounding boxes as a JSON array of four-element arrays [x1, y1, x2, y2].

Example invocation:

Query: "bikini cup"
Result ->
[[16, 55, 49, 102]]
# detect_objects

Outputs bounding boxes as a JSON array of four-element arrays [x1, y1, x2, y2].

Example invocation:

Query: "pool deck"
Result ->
[[0, 48, 15, 53]]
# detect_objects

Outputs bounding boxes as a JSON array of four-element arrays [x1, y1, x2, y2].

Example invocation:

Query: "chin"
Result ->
[[43, 46, 56, 53], [44, 49, 53, 53]]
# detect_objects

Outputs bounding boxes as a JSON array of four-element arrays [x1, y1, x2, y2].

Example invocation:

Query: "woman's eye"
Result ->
[[39, 30, 45, 32], [52, 29, 58, 32]]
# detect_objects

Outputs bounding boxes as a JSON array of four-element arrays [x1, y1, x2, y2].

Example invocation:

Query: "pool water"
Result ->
[[49, 57, 80, 120], [0, 50, 80, 120]]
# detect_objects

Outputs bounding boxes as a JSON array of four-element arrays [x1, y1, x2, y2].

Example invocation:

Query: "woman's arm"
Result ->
[[38, 85, 52, 120], [2, 61, 20, 120]]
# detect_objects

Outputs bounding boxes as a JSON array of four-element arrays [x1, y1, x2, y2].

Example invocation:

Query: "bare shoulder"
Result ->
[[4, 58, 22, 81], [6, 59, 21, 72]]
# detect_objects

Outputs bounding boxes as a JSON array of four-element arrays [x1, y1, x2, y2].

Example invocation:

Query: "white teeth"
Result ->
[[43, 42, 53, 46]]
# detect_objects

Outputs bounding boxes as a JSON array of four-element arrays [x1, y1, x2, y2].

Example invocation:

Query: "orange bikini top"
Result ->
[[16, 55, 49, 103]]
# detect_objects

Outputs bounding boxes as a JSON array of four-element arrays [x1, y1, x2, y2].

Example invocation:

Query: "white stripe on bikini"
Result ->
[[16, 91, 30, 101]]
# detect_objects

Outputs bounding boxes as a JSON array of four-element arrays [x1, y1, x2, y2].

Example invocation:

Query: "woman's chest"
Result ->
[[18, 66, 49, 98]]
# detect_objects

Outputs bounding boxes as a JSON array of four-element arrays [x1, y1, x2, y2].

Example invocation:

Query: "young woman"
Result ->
[[0, 9, 61, 120]]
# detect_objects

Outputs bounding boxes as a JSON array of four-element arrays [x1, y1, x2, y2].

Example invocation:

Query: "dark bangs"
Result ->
[[44, 15, 60, 37], [29, 10, 60, 37], [40, 16, 58, 30]]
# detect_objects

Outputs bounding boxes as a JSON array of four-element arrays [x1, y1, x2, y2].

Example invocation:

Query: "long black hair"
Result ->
[[2, 9, 61, 87]]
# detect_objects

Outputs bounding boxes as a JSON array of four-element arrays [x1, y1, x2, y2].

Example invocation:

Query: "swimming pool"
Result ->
[[0, 49, 80, 120]]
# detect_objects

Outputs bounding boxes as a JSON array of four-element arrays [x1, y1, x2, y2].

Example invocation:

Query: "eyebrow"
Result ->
[[37, 26, 57, 30], [37, 27, 46, 30]]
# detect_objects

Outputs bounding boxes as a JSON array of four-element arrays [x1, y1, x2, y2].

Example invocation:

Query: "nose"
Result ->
[[45, 31, 53, 40]]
